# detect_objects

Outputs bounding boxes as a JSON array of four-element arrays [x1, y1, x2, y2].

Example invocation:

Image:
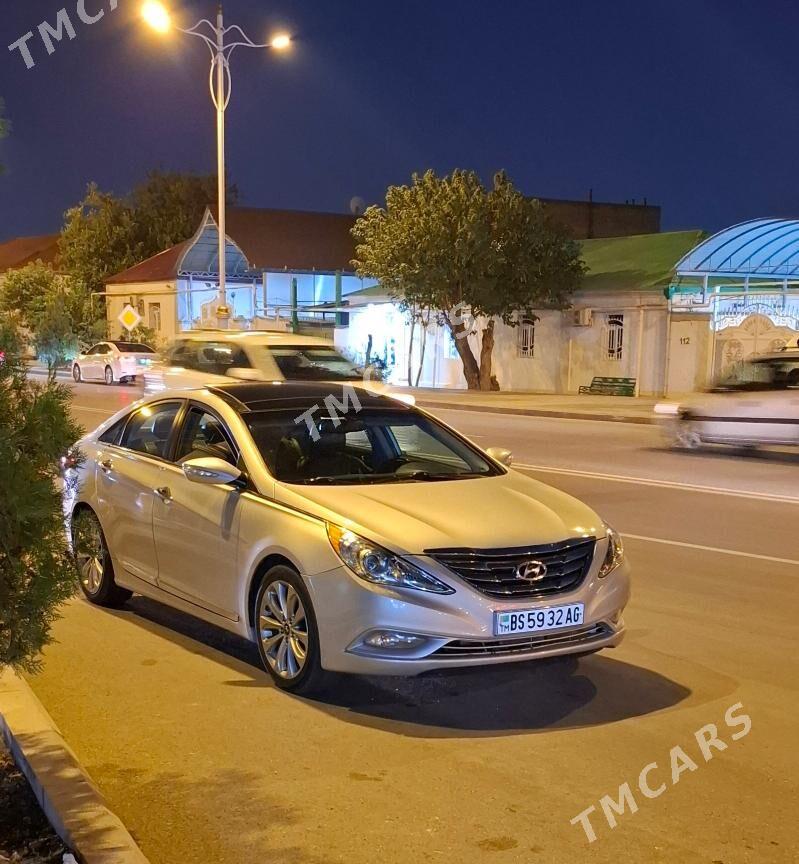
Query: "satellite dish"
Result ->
[[350, 196, 366, 216]]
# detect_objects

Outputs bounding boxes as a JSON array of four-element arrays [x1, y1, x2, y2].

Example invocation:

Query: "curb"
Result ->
[[415, 399, 654, 425], [0, 667, 150, 864]]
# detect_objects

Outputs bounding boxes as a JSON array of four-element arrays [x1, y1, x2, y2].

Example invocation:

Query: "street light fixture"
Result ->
[[142, 2, 291, 325]]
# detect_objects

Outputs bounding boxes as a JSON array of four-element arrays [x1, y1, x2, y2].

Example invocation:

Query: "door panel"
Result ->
[[95, 448, 163, 585], [152, 463, 242, 619]]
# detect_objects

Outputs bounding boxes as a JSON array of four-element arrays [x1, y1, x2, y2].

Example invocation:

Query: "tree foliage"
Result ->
[[352, 170, 585, 389], [0, 319, 81, 671], [0, 262, 94, 366]]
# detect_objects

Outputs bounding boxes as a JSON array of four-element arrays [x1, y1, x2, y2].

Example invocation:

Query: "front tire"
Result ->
[[104, 365, 114, 385], [71, 509, 132, 608], [254, 566, 326, 694], [672, 417, 702, 450], [72, 364, 82, 383]]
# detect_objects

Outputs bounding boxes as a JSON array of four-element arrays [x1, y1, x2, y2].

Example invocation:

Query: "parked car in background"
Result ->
[[72, 341, 156, 385], [143, 330, 377, 393], [63, 382, 630, 694], [655, 350, 799, 450]]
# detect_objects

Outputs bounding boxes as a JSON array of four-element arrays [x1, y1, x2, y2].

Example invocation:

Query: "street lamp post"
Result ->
[[142, 2, 290, 326]]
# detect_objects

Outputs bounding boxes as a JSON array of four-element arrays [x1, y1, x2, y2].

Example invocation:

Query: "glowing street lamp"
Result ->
[[141, 3, 292, 325]]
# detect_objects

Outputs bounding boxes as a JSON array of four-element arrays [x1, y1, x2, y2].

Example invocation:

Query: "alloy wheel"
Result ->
[[258, 580, 309, 680], [75, 517, 105, 595], [72, 365, 81, 382], [104, 366, 113, 385]]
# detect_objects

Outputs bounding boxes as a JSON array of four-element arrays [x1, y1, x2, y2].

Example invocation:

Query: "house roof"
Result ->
[[106, 241, 190, 285], [209, 206, 358, 272], [580, 230, 706, 293], [105, 207, 360, 285], [0, 234, 60, 273], [346, 230, 707, 302]]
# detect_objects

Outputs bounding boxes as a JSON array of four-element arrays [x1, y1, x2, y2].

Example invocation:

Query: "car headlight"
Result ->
[[326, 524, 454, 594], [598, 525, 624, 578]]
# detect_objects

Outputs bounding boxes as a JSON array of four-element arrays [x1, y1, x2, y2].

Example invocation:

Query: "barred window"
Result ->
[[606, 314, 624, 361], [517, 317, 536, 359]]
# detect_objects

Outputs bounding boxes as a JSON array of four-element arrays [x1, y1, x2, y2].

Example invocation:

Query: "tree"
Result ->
[[0, 319, 81, 671], [0, 262, 93, 365], [352, 170, 585, 390]]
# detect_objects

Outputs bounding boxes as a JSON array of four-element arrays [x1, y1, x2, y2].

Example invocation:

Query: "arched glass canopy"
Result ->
[[675, 218, 799, 279]]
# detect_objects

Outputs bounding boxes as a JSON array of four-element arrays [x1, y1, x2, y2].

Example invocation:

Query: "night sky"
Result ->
[[2, 0, 799, 242]]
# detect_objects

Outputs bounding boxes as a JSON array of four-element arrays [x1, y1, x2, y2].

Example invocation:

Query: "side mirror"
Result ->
[[485, 446, 513, 467], [226, 367, 262, 382], [182, 456, 242, 486]]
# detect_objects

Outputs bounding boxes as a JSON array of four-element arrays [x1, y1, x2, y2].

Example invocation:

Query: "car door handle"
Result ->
[[155, 486, 172, 503], [100, 458, 113, 474]]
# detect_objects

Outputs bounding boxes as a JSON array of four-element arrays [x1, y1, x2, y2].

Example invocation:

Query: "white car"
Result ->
[[72, 341, 156, 385], [144, 331, 374, 393], [655, 351, 799, 449], [64, 382, 630, 694]]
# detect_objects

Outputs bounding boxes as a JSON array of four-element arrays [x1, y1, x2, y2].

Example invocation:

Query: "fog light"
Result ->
[[364, 630, 426, 649]]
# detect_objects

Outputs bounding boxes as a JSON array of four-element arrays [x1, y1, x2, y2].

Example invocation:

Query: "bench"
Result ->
[[578, 376, 636, 396]]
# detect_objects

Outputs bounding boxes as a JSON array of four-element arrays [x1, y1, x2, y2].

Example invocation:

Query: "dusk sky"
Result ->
[[2, 0, 799, 241]]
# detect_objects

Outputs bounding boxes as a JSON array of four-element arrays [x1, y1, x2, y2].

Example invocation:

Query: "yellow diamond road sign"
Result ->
[[118, 304, 142, 332]]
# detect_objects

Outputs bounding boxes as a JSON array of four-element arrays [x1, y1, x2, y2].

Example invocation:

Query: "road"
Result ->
[[25, 381, 799, 864]]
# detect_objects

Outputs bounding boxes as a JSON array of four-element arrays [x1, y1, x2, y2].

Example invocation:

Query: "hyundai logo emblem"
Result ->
[[515, 560, 548, 582]]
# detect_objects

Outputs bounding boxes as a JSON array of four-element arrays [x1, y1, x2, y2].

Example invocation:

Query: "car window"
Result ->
[[98, 416, 128, 445], [190, 342, 253, 376], [95, 344, 110, 355], [119, 402, 181, 459], [267, 346, 362, 382], [86, 344, 103, 355], [245, 408, 499, 485], [111, 342, 155, 353], [175, 406, 237, 465], [169, 342, 198, 370]]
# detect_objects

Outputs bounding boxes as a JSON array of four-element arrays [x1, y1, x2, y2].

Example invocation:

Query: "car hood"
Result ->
[[276, 469, 603, 553]]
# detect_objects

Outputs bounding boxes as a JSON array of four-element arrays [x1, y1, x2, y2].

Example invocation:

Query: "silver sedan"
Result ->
[[64, 382, 630, 694]]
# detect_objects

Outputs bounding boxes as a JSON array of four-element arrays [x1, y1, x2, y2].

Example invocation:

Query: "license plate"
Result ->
[[494, 603, 584, 636]]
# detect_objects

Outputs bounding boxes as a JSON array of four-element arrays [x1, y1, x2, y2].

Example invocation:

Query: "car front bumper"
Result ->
[[305, 557, 631, 676]]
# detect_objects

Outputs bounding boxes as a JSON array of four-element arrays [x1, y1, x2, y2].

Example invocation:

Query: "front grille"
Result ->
[[427, 537, 596, 599], [433, 622, 612, 658]]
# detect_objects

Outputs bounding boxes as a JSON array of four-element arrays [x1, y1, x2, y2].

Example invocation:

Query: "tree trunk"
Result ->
[[415, 317, 428, 387], [449, 320, 480, 389], [478, 318, 499, 391], [407, 311, 416, 386]]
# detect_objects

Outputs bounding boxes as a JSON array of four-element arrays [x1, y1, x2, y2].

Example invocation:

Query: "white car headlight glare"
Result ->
[[598, 525, 624, 578], [327, 524, 453, 594]]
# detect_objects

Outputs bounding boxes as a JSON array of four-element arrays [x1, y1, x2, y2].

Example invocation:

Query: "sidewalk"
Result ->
[[410, 388, 657, 424], [25, 363, 657, 424]]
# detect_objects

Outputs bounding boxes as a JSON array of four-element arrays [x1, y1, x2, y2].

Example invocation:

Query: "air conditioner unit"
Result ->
[[571, 308, 593, 327]]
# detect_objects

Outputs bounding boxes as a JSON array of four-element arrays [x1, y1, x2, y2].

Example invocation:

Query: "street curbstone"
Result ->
[[0, 667, 151, 864]]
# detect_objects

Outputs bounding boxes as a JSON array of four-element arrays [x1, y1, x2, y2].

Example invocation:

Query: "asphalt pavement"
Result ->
[[24, 380, 799, 864]]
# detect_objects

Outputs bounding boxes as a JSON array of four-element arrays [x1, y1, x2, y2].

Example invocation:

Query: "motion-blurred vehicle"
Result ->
[[655, 350, 799, 450], [63, 382, 629, 694], [143, 330, 378, 393], [72, 341, 156, 385]]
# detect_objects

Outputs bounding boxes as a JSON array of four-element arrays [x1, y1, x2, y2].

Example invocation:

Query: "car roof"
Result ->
[[205, 381, 411, 414], [173, 330, 333, 347]]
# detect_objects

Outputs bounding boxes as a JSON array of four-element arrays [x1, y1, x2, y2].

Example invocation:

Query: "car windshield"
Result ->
[[245, 407, 500, 484], [111, 342, 155, 353], [264, 346, 364, 382], [714, 358, 799, 391]]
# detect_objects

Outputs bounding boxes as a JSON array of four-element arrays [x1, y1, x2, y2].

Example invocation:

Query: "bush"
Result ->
[[0, 320, 82, 671]]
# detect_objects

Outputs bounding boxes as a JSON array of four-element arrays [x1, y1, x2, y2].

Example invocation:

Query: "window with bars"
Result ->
[[517, 317, 536, 358], [606, 314, 624, 361]]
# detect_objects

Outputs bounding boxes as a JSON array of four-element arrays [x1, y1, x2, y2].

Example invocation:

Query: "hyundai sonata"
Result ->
[[64, 382, 630, 693]]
